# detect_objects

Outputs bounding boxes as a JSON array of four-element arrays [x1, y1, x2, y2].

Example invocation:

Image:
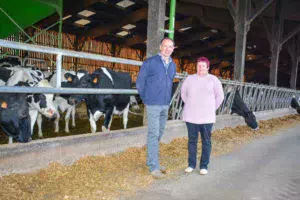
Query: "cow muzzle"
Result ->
[[68, 98, 77, 105], [46, 109, 57, 119]]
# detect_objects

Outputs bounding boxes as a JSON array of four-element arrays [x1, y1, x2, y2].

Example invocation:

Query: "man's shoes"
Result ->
[[200, 169, 208, 175], [184, 167, 194, 173], [160, 166, 167, 174], [151, 170, 165, 179]]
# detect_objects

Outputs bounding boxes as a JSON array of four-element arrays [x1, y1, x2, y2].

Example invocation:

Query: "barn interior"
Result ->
[[1, 2, 300, 199], [1, 0, 300, 87]]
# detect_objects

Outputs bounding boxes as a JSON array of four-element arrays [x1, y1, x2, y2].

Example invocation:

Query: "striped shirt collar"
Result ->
[[158, 53, 172, 67]]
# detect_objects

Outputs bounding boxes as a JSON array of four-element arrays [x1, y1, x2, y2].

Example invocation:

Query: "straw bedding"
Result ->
[[1, 114, 300, 200]]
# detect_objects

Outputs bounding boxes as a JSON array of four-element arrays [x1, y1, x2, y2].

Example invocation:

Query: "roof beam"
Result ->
[[167, 17, 200, 31], [176, 1, 232, 31], [247, 0, 274, 24], [122, 35, 146, 47], [281, 25, 300, 46], [85, 7, 148, 37], [177, 38, 232, 57], [177, 29, 218, 46], [224, 0, 236, 21]]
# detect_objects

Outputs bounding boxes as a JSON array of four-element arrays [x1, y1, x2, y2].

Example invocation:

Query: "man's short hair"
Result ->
[[197, 57, 210, 68], [160, 37, 175, 46]]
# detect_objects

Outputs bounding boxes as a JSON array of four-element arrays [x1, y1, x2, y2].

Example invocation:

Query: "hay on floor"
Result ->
[[1, 114, 300, 200]]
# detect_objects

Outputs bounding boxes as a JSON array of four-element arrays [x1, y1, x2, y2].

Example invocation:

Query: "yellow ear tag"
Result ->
[[93, 78, 98, 83], [67, 77, 72, 82], [1, 101, 7, 109]]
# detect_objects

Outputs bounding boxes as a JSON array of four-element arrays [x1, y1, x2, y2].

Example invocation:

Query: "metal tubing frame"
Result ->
[[168, 0, 176, 40], [22, 57, 47, 68], [0, 39, 142, 94], [1, 39, 299, 115], [0, 40, 143, 66], [171, 73, 300, 119]]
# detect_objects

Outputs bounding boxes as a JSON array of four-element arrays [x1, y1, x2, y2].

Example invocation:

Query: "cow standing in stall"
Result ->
[[171, 81, 259, 130], [230, 91, 259, 130], [291, 95, 300, 114], [45, 69, 88, 133], [68, 67, 134, 133], [2, 66, 58, 140], [0, 82, 32, 143]]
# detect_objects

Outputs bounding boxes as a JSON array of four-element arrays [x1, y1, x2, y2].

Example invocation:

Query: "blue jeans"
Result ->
[[186, 122, 213, 170], [146, 105, 169, 172]]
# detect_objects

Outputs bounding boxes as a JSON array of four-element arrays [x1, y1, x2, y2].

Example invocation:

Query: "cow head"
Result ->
[[27, 80, 58, 119], [244, 111, 259, 130], [0, 82, 31, 142], [67, 71, 92, 105], [290, 96, 300, 114]]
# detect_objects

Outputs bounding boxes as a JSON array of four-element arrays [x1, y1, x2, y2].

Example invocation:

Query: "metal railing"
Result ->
[[171, 75, 300, 120], [1, 39, 299, 118], [0, 39, 141, 94]]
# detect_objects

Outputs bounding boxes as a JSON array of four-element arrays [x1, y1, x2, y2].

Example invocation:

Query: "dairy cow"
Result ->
[[68, 67, 134, 133]]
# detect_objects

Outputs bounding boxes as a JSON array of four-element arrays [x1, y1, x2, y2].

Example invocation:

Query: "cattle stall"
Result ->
[[1, 39, 300, 145]]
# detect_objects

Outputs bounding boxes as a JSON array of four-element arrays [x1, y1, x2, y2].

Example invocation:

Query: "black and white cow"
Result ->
[[291, 96, 300, 114], [230, 91, 259, 130], [68, 67, 133, 133], [171, 81, 259, 130], [2, 66, 58, 139], [0, 57, 21, 68], [0, 82, 31, 143], [47, 69, 88, 133]]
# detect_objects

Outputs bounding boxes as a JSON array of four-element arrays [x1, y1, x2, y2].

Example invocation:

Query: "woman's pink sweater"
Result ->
[[181, 74, 224, 124]]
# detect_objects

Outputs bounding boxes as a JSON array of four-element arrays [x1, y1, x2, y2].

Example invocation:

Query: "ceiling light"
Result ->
[[253, 45, 256, 48], [78, 10, 95, 17], [122, 24, 136, 30], [211, 29, 218, 33], [247, 46, 252, 49], [117, 31, 129, 36], [202, 36, 209, 40], [116, 0, 135, 8], [179, 27, 192, 32], [62, 15, 72, 20], [74, 19, 91, 26]]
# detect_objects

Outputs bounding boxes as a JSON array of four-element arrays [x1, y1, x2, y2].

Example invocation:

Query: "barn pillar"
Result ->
[[143, 0, 167, 125], [269, 0, 283, 86], [233, 0, 249, 81], [146, 0, 167, 58], [288, 36, 300, 89]]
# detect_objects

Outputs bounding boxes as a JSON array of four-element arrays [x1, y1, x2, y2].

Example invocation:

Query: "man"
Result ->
[[136, 38, 176, 178]]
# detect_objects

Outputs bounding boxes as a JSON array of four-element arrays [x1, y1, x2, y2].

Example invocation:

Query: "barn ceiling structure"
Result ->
[[6, 0, 300, 87]]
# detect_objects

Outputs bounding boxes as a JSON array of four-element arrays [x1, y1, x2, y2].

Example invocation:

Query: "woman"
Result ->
[[181, 57, 224, 175]]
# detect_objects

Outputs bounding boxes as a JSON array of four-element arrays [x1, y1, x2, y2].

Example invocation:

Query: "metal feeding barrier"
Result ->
[[0, 39, 299, 119], [170, 75, 300, 120]]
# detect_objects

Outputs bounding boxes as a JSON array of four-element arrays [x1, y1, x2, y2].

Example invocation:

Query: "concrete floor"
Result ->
[[127, 124, 300, 200]]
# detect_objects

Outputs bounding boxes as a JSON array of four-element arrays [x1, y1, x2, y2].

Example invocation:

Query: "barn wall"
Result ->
[[0, 108, 296, 177], [1, 30, 223, 82]]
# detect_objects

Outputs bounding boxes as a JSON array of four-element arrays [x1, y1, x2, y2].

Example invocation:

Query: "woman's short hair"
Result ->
[[197, 57, 210, 68]]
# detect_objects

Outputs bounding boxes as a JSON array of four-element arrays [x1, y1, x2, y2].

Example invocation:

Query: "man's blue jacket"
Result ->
[[136, 54, 176, 105]]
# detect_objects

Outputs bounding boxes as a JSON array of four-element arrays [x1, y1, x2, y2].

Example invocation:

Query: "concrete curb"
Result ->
[[0, 108, 297, 176]]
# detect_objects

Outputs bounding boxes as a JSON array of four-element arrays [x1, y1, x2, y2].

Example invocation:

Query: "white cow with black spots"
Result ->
[[2, 66, 58, 141]]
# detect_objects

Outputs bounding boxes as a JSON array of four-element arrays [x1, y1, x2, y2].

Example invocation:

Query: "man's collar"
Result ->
[[158, 53, 172, 63]]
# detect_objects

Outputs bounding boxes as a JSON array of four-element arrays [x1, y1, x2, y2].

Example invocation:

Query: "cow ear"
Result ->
[[64, 73, 73, 82], [93, 77, 98, 84], [1, 101, 7, 109]]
